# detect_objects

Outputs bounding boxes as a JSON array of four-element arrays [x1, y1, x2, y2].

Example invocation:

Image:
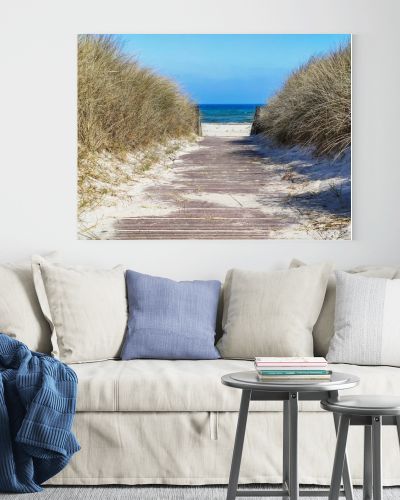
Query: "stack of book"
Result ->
[[254, 357, 331, 381]]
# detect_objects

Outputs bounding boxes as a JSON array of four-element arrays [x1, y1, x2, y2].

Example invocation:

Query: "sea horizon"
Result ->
[[199, 103, 262, 124]]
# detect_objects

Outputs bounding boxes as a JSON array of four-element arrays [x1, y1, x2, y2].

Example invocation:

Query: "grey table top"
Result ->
[[221, 370, 360, 393], [321, 395, 400, 416]]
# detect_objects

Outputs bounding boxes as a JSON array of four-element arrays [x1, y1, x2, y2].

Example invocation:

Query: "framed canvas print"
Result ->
[[77, 34, 351, 240]]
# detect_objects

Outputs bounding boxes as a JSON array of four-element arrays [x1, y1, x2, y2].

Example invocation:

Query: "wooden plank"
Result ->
[[113, 135, 295, 239]]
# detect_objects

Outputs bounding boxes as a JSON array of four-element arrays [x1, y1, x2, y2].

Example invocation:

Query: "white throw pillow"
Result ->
[[32, 255, 128, 363], [290, 259, 399, 357], [217, 262, 332, 359], [327, 271, 400, 366], [0, 260, 52, 353]]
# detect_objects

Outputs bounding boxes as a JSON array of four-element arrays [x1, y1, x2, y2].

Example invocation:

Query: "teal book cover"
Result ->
[[257, 370, 331, 375]]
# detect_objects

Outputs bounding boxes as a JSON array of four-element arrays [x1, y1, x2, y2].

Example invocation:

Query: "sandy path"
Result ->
[[80, 125, 350, 239], [201, 123, 252, 137], [112, 134, 301, 239]]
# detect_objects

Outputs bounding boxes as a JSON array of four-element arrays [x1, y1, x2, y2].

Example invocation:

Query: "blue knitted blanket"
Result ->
[[0, 334, 80, 493]]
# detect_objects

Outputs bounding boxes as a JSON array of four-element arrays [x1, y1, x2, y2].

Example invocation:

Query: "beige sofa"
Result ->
[[47, 359, 400, 486], [2, 257, 399, 487]]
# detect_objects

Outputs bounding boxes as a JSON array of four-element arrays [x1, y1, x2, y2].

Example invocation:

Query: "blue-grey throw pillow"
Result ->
[[121, 270, 221, 360]]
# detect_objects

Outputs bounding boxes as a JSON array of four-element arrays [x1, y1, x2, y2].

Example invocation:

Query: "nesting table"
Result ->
[[221, 371, 360, 500], [321, 395, 400, 500]]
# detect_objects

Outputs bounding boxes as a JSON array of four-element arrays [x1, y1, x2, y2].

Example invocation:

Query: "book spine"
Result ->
[[257, 370, 331, 375], [254, 364, 328, 371], [255, 358, 327, 363], [255, 363, 328, 367], [257, 374, 331, 380]]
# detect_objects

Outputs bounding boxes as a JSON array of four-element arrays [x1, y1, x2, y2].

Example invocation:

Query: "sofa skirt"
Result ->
[[47, 411, 400, 486]]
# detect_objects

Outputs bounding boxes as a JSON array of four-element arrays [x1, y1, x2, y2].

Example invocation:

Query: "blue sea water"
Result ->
[[199, 104, 261, 124]]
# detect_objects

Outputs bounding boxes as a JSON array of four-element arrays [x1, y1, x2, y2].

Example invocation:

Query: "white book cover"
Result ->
[[255, 357, 327, 365]]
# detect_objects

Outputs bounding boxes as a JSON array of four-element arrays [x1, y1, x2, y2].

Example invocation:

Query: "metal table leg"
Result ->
[[372, 416, 382, 500], [396, 416, 400, 448], [329, 415, 351, 500], [226, 390, 251, 500], [283, 400, 290, 493], [363, 426, 373, 500], [289, 392, 299, 500], [333, 413, 354, 500], [225, 385, 358, 499]]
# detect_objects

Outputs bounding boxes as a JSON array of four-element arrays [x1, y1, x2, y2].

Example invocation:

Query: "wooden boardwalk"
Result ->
[[113, 135, 295, 239]]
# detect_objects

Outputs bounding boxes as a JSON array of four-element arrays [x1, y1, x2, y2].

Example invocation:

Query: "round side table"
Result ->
[[321, 395, 400, 500], [221, 370, 360, 500]]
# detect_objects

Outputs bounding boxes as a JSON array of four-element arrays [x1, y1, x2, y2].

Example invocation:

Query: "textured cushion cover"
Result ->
[[72, 358, 400, 413], [290, 259, 399, 356], [121, 271, 220, 360], [217, 263, 332, 359], [32, 256, 127, 363], [0, 261, 52, 353], [327, 271, 400, 366]]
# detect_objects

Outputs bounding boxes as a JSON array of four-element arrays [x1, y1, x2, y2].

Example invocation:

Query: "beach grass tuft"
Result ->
[[78, 35, 198, 211], [255, 42, 351, 158]]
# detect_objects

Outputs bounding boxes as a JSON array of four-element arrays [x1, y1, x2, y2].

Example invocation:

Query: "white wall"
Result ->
[[1, 0, 399, 280]]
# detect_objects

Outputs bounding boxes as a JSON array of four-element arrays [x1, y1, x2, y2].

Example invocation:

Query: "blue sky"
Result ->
[[114, 34, 351, 105]]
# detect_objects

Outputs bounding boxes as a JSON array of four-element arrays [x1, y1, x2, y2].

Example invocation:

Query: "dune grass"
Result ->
[[78, 35, 198, 212], [255, 43, 351, 158]]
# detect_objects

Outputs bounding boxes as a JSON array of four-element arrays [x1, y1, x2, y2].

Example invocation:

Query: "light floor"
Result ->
[[2, 486, 399, 499]]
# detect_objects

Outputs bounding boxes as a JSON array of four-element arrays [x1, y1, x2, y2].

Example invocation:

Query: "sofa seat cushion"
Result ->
[[72, 359, 400, 413]]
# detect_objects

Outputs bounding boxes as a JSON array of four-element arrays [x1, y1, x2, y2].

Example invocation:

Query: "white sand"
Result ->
[[201, 123, 251, 137], [253, 136, 351, 239], [78, 139, 201, 239], [78, 133, 351, 240]]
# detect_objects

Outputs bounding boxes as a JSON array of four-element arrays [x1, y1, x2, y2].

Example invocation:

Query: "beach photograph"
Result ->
[[78, 34, 351, 240]]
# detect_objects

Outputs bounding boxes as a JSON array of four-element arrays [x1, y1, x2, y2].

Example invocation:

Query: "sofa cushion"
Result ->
[[0, 261, 52, 353], [32, 255, 128, 363], [121, 270, 221, 360], [72, 359, 400, 413], [217, 263, 332, 359], [290, 259, 399, 357], [328, 271, 400, 366]]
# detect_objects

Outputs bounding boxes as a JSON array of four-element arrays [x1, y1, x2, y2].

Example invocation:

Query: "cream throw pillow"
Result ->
[[0, 261, 52, 353], [328, 271, 400, 366], [32, 256, 128, 363], [290, 259, 399, 357], [217, 262, 332, 359]]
